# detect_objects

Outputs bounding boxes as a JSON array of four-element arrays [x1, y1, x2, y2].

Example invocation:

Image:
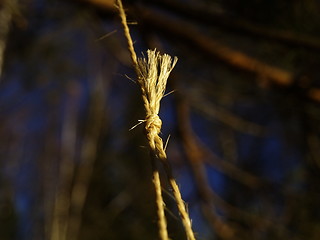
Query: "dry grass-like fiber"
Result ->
[[137, 50, 177, 139], [116, 0, 196, 239], [138, 50, 176, 240]]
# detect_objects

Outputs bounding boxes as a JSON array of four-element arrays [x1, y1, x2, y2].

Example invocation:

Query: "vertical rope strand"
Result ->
[[154, 135, 196, 240], [115, 0, 138, 68], [116, 1, 195, 239], [151, 157, 170, 240], [115, 2, 168, 239], [115, 0, 149, 112]]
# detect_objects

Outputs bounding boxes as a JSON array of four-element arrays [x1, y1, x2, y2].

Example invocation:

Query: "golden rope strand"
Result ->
[[116, 1, 169, 240], [155, 135, 196, 240], [116, 1, 195, 239]]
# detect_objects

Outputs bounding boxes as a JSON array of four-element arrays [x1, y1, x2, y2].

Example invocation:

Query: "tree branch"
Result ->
[[137, 7, 294, 86], [0, 0, 17, 79], [147, 0, 320, 52]]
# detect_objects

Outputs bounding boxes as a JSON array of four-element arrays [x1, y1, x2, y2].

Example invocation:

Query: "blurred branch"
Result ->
[[190, 94, 266, 136], [42, 112, 61, 240], [219, 127, 238, 164], [0, 0, 17, 79], [147, 0, 320, 52], [77, 0, 320, 103], [204, 151, 262, 190], [80, 0, 115, 11], [75, 0, 293, 87], [308, 88, 320, 103], [176, 95, 264, 189], [307, 133, 320, 170], [137, 7, 294, 86], [79, 0, 320, 55], [67, 74, 107, 240], [175, 96, 298, 239], [184, 95, 265, 188], [175, 97, 236, 239], [137, 6, 320, 102], [50, 82, 80, 240]]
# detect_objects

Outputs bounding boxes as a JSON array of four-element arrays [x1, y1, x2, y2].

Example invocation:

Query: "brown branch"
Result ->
[[76, 0, 293, 87], [136, 6, 320, 103], [66, 73, 106, 240], [219, 127, 238, 164], [307, 133, 320, 170], [204, 151, 263, 190], [0, 0, 17, 79], [175, 97, 299, 239], [176, 98, 236, 239], [189, 93, 266, 136], [308, 88, 320, 103], [74, 0, 320, 103], [50, 84, 80, 240], [81, 0, 115, 10], [134, 6, 320, 101], [178, 94, 264, 188], [147, 0, 320, 52], [137, 7, 294, 86]]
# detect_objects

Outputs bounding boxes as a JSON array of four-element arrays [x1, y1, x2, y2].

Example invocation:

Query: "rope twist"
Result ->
[[145, 113, 162, 136]]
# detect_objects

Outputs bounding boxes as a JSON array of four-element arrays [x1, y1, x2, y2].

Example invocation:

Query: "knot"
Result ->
[[145, 114, 162, 135]]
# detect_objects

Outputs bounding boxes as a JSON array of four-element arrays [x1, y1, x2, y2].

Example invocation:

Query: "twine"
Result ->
[[116, 1, 195, 239], [145, 113, 162, 135]]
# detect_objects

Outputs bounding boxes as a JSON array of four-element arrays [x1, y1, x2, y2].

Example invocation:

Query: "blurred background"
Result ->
[[1, 0, 320, 239]]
